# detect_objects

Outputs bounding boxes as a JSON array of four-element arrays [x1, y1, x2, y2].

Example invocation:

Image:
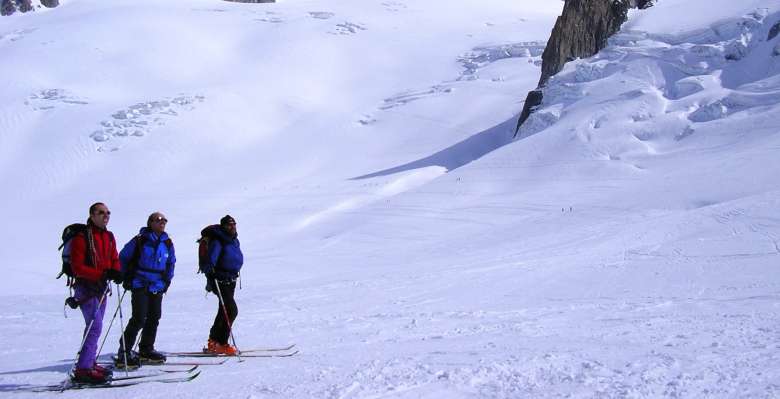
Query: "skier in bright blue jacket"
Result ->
[[200, 215, 243, 355], [115, 212, 176, 367]]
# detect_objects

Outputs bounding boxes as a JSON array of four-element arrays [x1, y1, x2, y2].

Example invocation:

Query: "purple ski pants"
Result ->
[[74, 283, 108, 370]]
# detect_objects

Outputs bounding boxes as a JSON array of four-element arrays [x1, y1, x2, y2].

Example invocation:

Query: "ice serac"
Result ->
[[514, 0, 653, 135]]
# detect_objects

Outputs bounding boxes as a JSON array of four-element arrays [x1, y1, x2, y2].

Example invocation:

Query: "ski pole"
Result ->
[[72, 285, 110, 372], [96, 287, 128, 360], [116, 283, 130, 376], [213, 280, 241, 361]]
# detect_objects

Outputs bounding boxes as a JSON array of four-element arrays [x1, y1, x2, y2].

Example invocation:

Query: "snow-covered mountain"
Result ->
[[1, 0, 778, 397]]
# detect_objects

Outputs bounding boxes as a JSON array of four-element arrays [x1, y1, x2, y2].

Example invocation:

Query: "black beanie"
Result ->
[[220, 215, 236, 226]]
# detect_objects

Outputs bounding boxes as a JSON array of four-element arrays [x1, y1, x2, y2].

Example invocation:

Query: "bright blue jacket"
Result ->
[[201, 226, 243, 281], [119, 228, 176, 293]]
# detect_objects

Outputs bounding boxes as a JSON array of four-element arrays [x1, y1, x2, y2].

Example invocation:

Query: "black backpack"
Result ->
[[58, 223, 88, 284], [197, 225, 222, 274]]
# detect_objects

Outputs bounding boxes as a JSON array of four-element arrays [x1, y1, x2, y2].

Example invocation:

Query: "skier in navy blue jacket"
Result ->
[[115, 212, 176, 367], [200, 215, 243, 355]]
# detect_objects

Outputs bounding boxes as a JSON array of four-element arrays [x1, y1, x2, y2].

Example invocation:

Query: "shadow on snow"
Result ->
[[350, 116, 517, 180]]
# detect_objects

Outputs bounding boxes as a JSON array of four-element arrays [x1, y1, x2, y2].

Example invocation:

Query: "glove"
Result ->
[[205, 273, 216, 293], [103, 269, 123, 284], [122, 278, 133, 291], [65, 297, 79, 309], [162, 280, 171, 294]]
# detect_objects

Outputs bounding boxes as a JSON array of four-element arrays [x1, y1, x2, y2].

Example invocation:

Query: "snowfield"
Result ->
[[0, 0, 779, 397]]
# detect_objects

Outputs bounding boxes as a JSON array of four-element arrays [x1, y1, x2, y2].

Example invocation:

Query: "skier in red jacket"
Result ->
[[69, 202, 123, 384]]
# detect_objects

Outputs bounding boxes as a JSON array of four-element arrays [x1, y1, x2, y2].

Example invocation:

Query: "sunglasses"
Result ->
[[96, 210, 111, 216], [153, 217, 168, 223]]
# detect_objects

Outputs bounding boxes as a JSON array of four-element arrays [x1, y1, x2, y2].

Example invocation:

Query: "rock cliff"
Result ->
[[515, 0, 654, 135]]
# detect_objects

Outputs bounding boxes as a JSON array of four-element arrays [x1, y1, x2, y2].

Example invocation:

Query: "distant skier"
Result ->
[[115, 212, 176, 368], [69, 202, 123, 384], [200, 215, 243, 355]]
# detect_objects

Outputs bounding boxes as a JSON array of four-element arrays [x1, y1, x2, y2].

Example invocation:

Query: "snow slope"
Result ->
[[1, 0, 779, 397]]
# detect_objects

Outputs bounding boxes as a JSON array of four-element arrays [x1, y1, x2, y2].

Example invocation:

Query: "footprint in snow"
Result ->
[[255, 12, 284, 23], [357, 115, 377, 126], [330, 22, 367, 35], [0, 28, 37, 44], [255, 17, 284, 23], [26, 89, 89, 111], [308, 11, 335, 20], [191, 8, 227, 13], [380, 85, 454, 111], [381, 1, 406, 12]]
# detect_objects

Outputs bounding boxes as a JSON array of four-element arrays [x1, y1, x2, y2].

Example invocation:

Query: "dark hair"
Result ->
[[89, 202, 106, 215]]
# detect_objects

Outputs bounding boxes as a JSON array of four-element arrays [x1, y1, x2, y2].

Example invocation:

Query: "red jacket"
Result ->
[[70, 225, 120, 283]]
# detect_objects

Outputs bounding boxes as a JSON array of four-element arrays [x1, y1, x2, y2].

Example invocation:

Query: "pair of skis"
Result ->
[[166, 343, 299, 358], [105, 356, 230, 368], [18, 366, 201, 392], [11, 344, 297, 392]]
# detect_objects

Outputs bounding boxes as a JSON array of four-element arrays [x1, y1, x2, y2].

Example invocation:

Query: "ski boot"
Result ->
[[139, 348, 167, 364], [114, 349, 141, 369], [93, 363, 113, 378], [205, 338, 237, 355], [71, 367, 110, 384]]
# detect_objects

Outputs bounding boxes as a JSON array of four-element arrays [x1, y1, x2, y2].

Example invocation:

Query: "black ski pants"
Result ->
[[119, 288, 163, 353], [209, 280, 238, 345]]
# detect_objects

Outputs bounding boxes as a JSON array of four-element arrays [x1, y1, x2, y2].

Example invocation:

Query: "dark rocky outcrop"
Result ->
[[769, 21, 780, 41], [2, 0, 57, 16], [16, 0, 31, 12], [537, 0, 632, 88], [516, 90, 544, 132], [2, 0, 30, 16], [1, 0, 15, 16], [514, 0, 654, 136]]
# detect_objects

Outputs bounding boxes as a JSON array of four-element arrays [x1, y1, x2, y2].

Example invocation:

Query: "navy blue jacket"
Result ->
[[119, 228, 176, 293], [201, 226, 243, 281]]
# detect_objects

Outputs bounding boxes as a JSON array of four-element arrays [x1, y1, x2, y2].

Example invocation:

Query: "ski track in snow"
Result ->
[[0, 28, 36, 45]]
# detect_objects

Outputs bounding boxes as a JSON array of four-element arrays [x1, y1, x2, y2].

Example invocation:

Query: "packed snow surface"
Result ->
[[1, 0, 779, 397]]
